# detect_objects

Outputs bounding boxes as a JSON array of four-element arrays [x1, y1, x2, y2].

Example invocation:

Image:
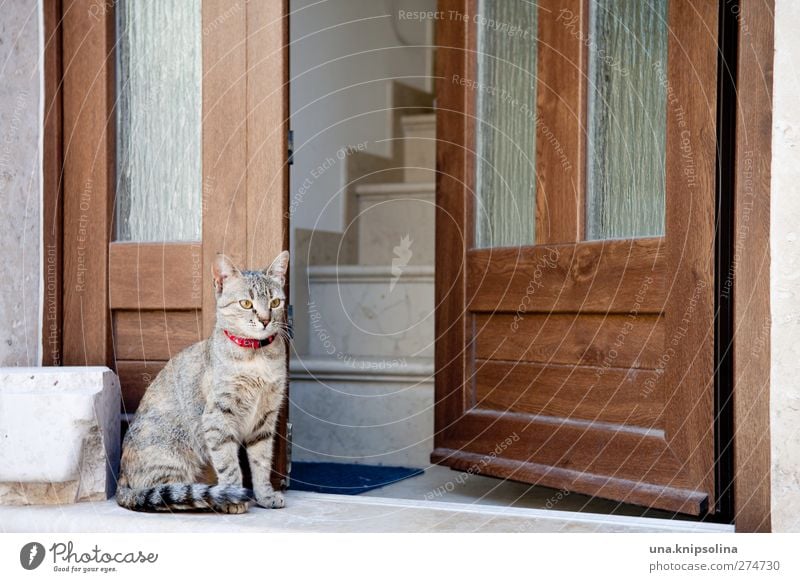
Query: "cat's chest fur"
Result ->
[[220, 355, 285, 437]]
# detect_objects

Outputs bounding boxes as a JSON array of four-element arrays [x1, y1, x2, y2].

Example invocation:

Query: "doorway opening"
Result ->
[[286, 0, 736, 524]]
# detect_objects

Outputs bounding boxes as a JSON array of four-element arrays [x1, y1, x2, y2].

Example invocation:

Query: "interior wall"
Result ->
[[0, 0, 42, 366], [289, 0, 434, 234], [771, 0, 800, 533]]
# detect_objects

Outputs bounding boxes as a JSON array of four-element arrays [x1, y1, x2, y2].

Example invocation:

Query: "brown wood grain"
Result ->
[[434, 0, 471, 444], [109, 242, 203, 310], [661, 0, 718, 511], [535, 0, 585, 244], [113, 310, 202, 361], [433, 408, 705, 515], [474, 312, 664, 369], [467, 238, 665, 313], [116, 360, 166, 413], [246, 0, 289, 269], [61, 0, 114, 367], [202, 0, 248, 337], [733, 0, 773, 533], [474, 359, 664, 427], [41, 0, 63, 366], [433, 0, 719, 515], [245, 1, 291, 491]]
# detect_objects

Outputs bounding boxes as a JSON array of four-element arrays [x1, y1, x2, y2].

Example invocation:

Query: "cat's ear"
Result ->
[[265, 250, 289, 287], [212, 254, 240, 296]]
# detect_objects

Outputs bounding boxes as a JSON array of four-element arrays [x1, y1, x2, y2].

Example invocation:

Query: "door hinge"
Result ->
[[284, 421, 292, 489], [288, 129, 294, 166]]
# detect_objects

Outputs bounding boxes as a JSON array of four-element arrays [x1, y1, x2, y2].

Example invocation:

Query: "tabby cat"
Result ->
[[116, 251, 290, 513]]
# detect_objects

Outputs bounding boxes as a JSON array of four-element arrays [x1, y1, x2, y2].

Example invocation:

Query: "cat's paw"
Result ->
[[255, 490, 285, 509], [220, 502, 250, 514]]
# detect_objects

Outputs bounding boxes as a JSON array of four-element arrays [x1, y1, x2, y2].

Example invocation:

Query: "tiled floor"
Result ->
[[362, 465, 703, 521], [0, 491, 731, 533]]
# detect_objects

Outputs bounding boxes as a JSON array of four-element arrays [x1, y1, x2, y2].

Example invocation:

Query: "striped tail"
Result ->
[[116, 483, 253, 512]]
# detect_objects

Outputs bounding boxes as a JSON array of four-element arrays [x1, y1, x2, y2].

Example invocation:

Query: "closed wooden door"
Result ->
[[60, 1, 290, 487], [434, 0, 718, 514]]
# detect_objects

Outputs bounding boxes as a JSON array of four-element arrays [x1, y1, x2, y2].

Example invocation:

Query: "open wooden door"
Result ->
[[60, 1, 290, 488], [434, 0, 718, 514]]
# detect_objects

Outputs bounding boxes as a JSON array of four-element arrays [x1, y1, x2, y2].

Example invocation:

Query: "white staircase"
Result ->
[[290, 111, 436, 468]]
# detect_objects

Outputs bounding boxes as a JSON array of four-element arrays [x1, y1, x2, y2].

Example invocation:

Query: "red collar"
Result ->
[[223, 329, 276, 349]]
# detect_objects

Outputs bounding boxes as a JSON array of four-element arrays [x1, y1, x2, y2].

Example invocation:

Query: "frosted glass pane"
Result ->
[[587, 0, 668, 240], [474, 0, 537, 248], [116, 0, 202, 242]]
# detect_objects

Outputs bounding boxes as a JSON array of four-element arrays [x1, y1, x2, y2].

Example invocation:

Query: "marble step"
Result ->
[[354, 182, 435, 266], [289, 355, 434, 468], [400, 113, 435, 182], [306, 264, 434, 359]]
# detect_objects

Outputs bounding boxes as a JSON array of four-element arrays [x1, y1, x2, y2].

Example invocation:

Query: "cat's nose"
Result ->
[[258, 316, 270, 328]]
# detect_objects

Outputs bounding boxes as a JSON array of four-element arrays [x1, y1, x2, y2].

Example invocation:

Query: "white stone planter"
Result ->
[[0, 367, 120, 505]]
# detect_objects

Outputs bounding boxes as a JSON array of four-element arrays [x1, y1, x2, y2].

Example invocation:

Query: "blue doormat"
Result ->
[[288, 462, 424, 495]]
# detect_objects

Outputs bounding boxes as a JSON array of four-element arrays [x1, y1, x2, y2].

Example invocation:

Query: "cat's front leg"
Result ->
[[246, 410, 285, 509], [202, 401, 244, 487]]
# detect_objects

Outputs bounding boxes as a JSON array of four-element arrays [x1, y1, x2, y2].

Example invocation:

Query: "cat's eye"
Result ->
[[239, 299, 253, 309], [270, 297, 281, 309]]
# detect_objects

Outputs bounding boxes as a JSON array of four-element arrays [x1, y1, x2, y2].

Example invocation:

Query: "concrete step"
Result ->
[[289, 355, 434, 468], [400, 113, 435, 182], [354, 182, 435, 266], [306, 264, 434, 359]]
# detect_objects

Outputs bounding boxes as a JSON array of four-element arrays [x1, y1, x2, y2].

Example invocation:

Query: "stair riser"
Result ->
[[357, 192, 435, 266], [401, 117, 435, 182], [307, 273, 434, 359], [289, 378, 434, 468]]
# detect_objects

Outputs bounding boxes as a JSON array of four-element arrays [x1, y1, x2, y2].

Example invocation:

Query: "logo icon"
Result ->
[[20, 542, 45, 570], [390, 234, 413, 291]]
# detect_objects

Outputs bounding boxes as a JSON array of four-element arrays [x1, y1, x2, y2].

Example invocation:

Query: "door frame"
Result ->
[[41, 0, 291, 488], [430, 0, 773, 531], [41, 0, 774, 529]]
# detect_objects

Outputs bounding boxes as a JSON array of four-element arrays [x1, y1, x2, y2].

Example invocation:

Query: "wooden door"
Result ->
[[60, 1, 290, 488], [434, 0, 718, 514]]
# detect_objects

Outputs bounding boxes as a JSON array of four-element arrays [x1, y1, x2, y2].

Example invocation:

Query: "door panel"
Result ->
[[60, 1, 290, 486], [434, 0, 717, 515]]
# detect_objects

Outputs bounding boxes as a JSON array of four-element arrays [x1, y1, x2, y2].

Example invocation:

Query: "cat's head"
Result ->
[[211, 251, 290, 342]]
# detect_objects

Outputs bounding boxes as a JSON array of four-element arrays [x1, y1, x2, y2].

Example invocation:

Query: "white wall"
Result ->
[[0, 0, 41, 366], [289, 0, 434, 234], [771, 0, 800, 533]]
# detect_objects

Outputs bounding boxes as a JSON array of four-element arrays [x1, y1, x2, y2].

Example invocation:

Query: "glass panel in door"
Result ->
[[586, 0, 668, 240], [473, 0, 538, 248], [116, 0, 202, 242]]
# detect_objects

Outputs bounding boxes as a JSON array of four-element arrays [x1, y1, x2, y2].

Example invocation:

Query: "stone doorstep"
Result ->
[[0, 367, 120, 506], [0, 491, 734, 533]]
